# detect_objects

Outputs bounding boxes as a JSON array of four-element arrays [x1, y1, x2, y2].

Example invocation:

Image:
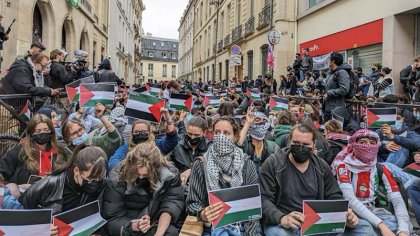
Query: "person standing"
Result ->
[[292, 53, 302, 76], [299, 48, 313, 82], [0, 15, 10, 70], [95, 59, 123, 85], [49, 49, 76, 89], [323, 52, 350, 121], [272, 78, 278, 94]]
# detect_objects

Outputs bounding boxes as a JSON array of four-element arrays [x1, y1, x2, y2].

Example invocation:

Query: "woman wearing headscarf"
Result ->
[[238, 110, 279, 173], [0, 114, 68, 186], [324, 119, 349, 165], [186, 116, 262, 235], [103, 142, 184, 236], [108, 107, 179, 170], [332, 129, 411, 236]]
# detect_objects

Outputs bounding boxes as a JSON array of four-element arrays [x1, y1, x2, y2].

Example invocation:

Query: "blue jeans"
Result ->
[[369, 207, 400, 235], [263, 219, 374, 236], [299, 68, 308, 82], [385, 147, 409, 168], [202, 224, 242, 236], [384, 162, 420, 225]]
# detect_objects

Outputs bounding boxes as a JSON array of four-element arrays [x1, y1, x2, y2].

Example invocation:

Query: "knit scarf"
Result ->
[[28, 57, 44, 87], [205, 134, 244, 191], [332, 129, 380, 173]]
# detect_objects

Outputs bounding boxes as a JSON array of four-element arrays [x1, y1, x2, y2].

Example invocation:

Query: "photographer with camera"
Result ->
[[400, 56, 420, 100], [72, 49, 93, 80], [49, 49, 76, 89]]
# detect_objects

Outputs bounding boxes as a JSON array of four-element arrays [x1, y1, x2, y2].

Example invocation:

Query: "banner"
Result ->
[[313, 53, 331, 71]]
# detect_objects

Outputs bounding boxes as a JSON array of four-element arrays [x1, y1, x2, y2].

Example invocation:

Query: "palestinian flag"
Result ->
[[132, 86, 150, 95], [146, 83, 162, 97], [200, 91, 213, 97], [246, 88, 261, 100], [65, 76, 95, 103], [0, 209, 52, 236], [302, 200, 348, 236], [169, 93, 193, 112], [97, 82, 118, 95], [79, 83, 115, 107], [403, 163, 420, 178], [54, 201, 106, 236], [269, 96, 288, 111], [70, 0, 79, 8], [19, 100, 31, 122], [125, 92, 165, 123], [208, 184, 261, 229], [367, 108, 397, 128], [218, 90, 227, 97], [203, 96, 221, 107]]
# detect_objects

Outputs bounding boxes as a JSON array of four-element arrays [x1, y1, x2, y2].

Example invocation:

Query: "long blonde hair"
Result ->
[[21, 114, 65, 173], [119, 142, 169, 190]]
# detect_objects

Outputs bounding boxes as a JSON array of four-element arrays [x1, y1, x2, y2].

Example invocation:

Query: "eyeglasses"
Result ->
[[70, 128, 84, 137], [81, 171, 106, 183]]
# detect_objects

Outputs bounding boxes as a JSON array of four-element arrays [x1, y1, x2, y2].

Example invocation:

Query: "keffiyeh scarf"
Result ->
[[248, 112, 270, 141], [332, 129, 380, 173], [205, 134, 244, 191]]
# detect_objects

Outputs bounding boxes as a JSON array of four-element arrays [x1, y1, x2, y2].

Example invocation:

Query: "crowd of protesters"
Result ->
[[0, 43, 419, 235]]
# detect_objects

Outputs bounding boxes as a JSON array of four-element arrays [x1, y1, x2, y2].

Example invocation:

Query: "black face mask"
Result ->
[[32, 133, 52, 145], [135, 177, 150, 189], [290, 144, 313, 164], [187, 135, 203, 146], [81, 179, 103, 194], [132, 132, 149, 144]]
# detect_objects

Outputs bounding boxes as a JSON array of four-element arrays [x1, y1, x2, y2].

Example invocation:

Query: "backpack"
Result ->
[[327, 139, 347, 165], [375, 163, 409, 214], [334, 67, 357, 99]]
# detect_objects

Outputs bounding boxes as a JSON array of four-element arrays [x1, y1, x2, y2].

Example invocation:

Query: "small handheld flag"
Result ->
[[208, 184, 261, 229], [269, 96, 288, 111], [125, 93, 165, 123], [0, 209, 52, 236], [366, 108, 397, 128], [146, 83, 162, 97], [403, 163, 420, 178], [65, 76, 95, 103], [169, 93, 193, 112], [203, 96, 221, 108], [19, 100, 31, 122], [53, 201, 106, 236], [302, 200, 348, 236], [79, 83, 115, 107]]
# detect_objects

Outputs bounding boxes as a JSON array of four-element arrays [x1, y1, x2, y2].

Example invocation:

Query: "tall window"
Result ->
[[237, 0, 241, 26], [163, 64, 167, 77], [219, 62, 222, 81], [200, 1, 203, 26], [172, 65, 176, 78], [308, 0, 325, 9], [249, 0, 254, 16], [261, 46, 268, 76], [148, 64, 154, 77], [247, 51, 254, 79], [227, 4, 231, 31], [140, 63, 143, 76], [225, 60, 229, 80]]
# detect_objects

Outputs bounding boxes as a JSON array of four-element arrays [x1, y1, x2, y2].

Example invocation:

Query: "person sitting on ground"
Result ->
[[273, 110, 296, 149], [20, 144, 107, 235], [332, 129, 411, 235], [261, 124, 371, 235], [169, 116, 211, 185], [61, 103, 122, 158], [0, 114, 68, 186], [108, 108, 179, 170], [238, 109, 279, 173], [103, 142, 184, 236], [324, 119, 349, 165], [186, 116, 262, 235]]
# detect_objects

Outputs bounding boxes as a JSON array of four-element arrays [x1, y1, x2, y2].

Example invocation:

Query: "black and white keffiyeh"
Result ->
[[248, 112, 270, 140], [205, 134, 244, 191]]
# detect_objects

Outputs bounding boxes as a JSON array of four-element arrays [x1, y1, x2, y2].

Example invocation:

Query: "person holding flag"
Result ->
[[19, 144, 108, 236], [0, 114, 68, 186], [332, 129, 411, 235]]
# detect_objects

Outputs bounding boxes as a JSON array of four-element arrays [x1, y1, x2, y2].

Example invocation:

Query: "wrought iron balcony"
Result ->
[[79, 0, 92, 13], [102, 24, 107, 33], [244, 16, 255, 36], [218, 40, 223, 52], [257, 5, 271, 30], [224, 34, 231, 47], [232, 25, 242, 42]]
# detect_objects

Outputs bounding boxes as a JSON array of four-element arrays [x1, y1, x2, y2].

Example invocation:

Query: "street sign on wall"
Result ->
[[229, 55, 242, 66], [231, 45, 241, 55]]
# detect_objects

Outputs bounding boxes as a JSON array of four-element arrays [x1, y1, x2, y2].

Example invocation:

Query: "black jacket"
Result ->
[[0, 144, 63, 185], [324, 64, 351, 117], [102, 163, 184, 236], [170, 135, 211, 173], [49, 61, 76, 88], [0, 58, 51, 96], [19, 170, 103, 215], [260, 147, 343, 226], [96, 69, 123, 85]]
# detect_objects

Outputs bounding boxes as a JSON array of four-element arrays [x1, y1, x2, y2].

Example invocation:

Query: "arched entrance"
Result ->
[[32, 4, 42, 43], [79, 30, 89, 52], [61, 16, 76, 53], [32, 0, 55, 47]]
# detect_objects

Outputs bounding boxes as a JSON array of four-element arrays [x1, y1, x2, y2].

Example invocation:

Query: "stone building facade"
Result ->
[[178, 0, 194, 82]]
